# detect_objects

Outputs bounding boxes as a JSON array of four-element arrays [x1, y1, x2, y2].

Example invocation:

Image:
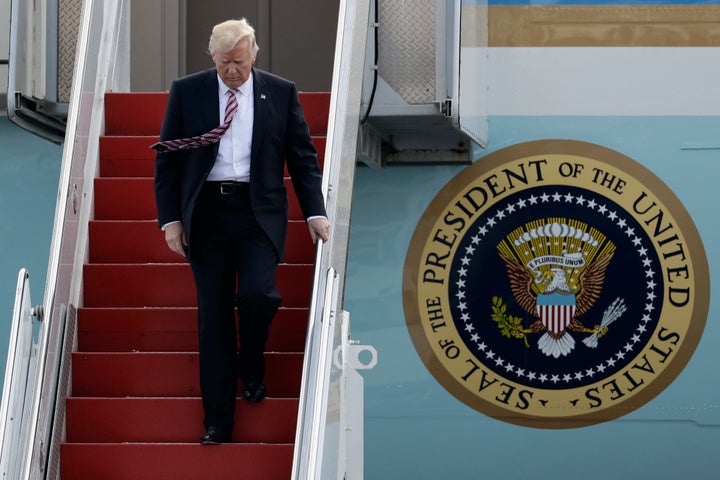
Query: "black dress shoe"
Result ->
[[200, 426, 232, 445], [241, 382, 266, 403]]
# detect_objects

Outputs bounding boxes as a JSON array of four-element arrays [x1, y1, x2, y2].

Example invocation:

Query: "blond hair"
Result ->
[[208, 18, 260, 56]]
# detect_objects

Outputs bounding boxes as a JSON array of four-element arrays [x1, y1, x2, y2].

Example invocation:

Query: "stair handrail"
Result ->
[[3, 2, 131, 479], [292, 0, 372, 478], [0, 269, 42, 479]]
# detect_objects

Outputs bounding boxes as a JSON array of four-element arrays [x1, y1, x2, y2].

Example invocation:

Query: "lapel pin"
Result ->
[[261, 94, 267, 100]]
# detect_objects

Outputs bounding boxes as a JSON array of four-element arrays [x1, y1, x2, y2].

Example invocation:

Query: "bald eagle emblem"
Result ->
[[496, 220, 627, 358]]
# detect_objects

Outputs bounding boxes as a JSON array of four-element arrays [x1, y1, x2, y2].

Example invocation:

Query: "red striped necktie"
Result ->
[[150, 89, 238, 152]]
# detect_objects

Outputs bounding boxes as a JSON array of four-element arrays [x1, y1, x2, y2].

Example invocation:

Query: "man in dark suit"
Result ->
[[153, 18, 329, 445]]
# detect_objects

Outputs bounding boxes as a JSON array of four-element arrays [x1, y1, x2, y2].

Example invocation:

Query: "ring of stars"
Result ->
[[452, 189, 660, 387]]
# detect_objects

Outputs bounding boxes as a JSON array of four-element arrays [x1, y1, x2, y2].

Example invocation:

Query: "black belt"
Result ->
[[204, 181, 249, 195]]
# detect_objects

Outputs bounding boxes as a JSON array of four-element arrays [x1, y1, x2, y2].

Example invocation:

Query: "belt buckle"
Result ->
[[220, 182, 232, 195]]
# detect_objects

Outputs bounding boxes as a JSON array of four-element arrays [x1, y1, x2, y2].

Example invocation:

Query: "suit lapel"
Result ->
[[196, 70, 221, 160], [202, 70, 221, 130], [251, 68, 270, 163]]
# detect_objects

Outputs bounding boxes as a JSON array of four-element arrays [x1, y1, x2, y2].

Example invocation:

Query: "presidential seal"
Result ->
[[403, 140, 709, 428]]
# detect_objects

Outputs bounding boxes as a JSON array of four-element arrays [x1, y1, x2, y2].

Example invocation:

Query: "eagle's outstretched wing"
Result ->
[[498, 253, 536, 316], [575, 252, 614, 317]]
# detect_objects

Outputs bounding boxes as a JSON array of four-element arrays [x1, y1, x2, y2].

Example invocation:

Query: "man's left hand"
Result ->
[[307, 217, 330, 244]]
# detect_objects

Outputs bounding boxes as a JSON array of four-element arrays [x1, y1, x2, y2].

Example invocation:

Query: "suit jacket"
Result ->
[[154, 67, 326, 260]]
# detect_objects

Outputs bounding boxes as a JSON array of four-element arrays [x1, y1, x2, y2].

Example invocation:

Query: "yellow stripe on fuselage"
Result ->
[[463, 5, 720, 47]]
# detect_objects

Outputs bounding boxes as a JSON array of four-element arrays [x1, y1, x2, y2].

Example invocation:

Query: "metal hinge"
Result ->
[[440, 99, 452, 117]]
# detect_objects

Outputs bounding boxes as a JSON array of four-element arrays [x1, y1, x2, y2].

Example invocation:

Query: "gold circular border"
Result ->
[[403, 140, 710, 428]]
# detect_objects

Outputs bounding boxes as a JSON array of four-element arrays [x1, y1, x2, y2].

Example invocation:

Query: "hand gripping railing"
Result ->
[[291, 0, 376, 478]]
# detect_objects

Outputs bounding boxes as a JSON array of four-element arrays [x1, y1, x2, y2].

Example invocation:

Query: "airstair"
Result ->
[[59, 90, 325, 478], [0, 0, 375, 478]]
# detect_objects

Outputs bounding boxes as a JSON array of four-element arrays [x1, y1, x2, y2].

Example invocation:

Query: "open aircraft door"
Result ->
[[358, 0, 487, 166], [457, 0, 489, 150]]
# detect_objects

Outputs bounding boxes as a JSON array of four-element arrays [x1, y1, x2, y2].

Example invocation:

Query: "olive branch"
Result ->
[[491, 296, 530, 348]]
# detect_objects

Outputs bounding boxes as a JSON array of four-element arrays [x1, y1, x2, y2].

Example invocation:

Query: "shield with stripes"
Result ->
[[536, 292, 576, 334]]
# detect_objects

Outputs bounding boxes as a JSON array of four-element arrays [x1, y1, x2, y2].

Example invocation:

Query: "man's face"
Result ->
[[212, 39, 255, 89]]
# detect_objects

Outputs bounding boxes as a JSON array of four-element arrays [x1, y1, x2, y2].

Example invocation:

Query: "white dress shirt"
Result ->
[[207, 74, 254, 182]]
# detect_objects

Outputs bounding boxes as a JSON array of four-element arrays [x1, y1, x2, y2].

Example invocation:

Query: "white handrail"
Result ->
[[291, 0, 372, 478], [0, 270, 41, 479], [307, 267, 339, 480]]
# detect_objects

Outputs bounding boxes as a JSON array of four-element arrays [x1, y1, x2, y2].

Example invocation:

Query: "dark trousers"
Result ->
[[189, 182, 281, 429]]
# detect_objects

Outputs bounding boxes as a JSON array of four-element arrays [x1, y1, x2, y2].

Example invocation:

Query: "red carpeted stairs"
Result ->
[[59, 91, 329, 479]]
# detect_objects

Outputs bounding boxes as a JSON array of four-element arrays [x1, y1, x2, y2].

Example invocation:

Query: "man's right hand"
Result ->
[[164, 221, 187, 257]]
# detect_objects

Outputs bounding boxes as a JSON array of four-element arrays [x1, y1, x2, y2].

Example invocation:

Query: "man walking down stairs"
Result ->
[[58, 32, 331, 480], [152, 18, 329, 447]]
